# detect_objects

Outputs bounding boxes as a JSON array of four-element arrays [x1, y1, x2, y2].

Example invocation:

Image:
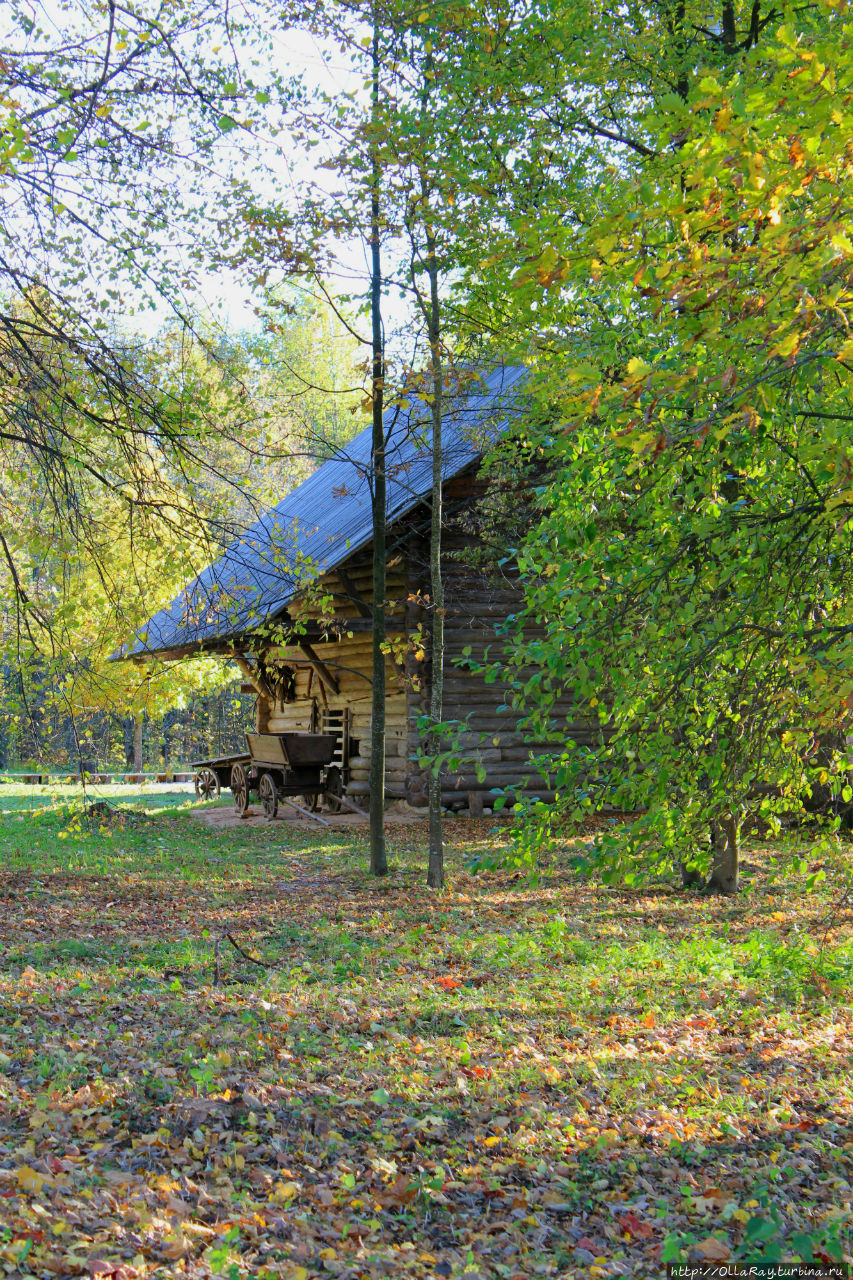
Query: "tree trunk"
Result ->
[[0, 664, 8, 768], [680, 859, 704, 889], [133, 715, 144, 774], [368, 13, 387, 877], [162, 708, 179, 767], [424, 230, 444, 890], [707, 816, 739, 894]]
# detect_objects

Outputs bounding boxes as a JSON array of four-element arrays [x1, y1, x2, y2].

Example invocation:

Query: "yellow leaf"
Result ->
[[626, 356, 653, 378], [770, 330, 799, 358], [270, 1179, 300, 1204], [627, 430, 658, 454], [16, 1165, 49, 1194], [483, 1135, 502, 1147], [319, 1247, 337, 1260], [836, 339, 853, 363]]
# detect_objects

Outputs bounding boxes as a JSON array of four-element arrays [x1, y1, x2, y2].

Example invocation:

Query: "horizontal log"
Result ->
[[437, 716, 594, 733], [444, 591, 510, 606], [449, 732, 569, 749], [347, 783, 407, 799], [441, 788, 557, 805], [443, 769, 551, 786], [430, 718, 593, 739]]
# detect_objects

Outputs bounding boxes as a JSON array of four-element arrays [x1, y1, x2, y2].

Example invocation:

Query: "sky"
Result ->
[[134, 20, 373, 340]]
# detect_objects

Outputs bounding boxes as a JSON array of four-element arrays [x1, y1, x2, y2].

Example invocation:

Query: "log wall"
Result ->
[[405, 473, 590, 809]]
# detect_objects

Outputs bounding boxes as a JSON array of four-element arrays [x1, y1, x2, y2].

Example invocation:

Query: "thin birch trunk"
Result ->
[[368, 13, 387, 877]]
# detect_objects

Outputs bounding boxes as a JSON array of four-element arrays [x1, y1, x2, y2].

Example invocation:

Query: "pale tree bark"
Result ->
[[368, 12, 388, 877]]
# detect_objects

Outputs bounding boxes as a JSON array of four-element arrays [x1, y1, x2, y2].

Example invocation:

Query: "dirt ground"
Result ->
[[189, 798, 433, 830]]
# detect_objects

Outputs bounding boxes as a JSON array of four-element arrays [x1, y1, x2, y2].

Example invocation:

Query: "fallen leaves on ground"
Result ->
[[0, 809, 851, 1277]]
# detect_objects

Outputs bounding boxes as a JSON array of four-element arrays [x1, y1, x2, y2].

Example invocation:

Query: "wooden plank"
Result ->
[[279, 796, 331, 827], [334, 793, 369, 818]]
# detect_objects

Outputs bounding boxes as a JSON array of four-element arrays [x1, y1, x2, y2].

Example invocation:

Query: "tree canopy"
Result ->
[[458, 0, 853, 889]]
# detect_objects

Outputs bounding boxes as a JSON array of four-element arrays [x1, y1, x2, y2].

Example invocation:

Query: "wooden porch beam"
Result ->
[[232, 652, 273, 700], [298, 641, 340, 696], [336, 566, 372, 618]]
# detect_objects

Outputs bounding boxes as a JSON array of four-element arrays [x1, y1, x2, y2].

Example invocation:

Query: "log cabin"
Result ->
[[123, 364, 588, 811]]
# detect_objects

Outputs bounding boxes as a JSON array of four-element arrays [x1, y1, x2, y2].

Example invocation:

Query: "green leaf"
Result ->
[[745, 1216, 777, 1243]]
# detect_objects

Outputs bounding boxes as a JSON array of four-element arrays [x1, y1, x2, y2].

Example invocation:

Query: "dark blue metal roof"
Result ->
[[125, 363, 527, 657]]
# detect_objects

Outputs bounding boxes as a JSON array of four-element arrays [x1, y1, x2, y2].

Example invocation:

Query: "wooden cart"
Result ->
[[192, 753, 250, 801], [231, 732, 343, 820], [193, 732, 365, 823]]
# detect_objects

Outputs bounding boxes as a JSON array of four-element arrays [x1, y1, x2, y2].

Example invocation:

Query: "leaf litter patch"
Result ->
[[0, 817, 851, 1277]]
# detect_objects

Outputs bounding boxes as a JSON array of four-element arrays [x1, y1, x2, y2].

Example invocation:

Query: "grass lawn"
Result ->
[[0, 796, 851, 1279], [0, 779, 198, 814]]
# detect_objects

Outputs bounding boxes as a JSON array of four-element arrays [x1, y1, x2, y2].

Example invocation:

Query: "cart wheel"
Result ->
[[324, 765, 343, 814], [231, 763, 249, 814], [259, 773, 278, 820], [302, 790, 320, 812], [194, 767, 220, 801]]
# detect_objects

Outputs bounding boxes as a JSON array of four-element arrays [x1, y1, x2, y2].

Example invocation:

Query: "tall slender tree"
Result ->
[[367, 12, 389, 876]]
